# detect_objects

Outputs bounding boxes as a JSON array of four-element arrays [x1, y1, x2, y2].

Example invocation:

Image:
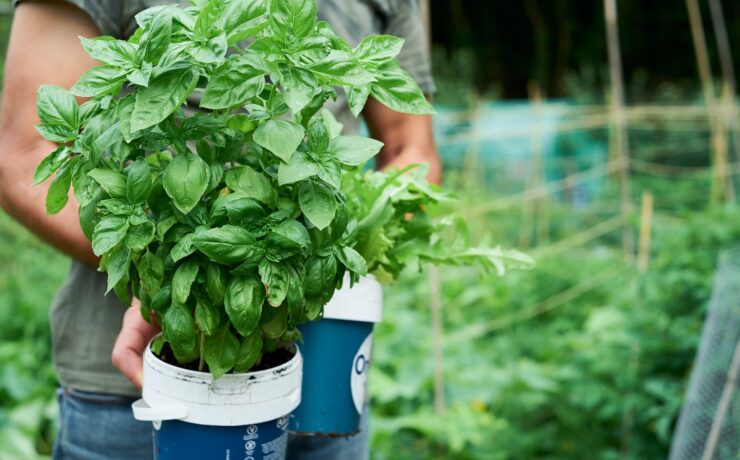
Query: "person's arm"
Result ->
[[0, 0, 100, 266], [363, 97, 441, 184]]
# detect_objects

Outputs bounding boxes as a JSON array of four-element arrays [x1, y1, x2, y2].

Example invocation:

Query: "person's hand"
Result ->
[[112, 299, 160, 391]]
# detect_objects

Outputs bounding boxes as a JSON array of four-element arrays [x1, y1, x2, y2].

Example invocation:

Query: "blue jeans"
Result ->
[[52, 387, 369, 460]]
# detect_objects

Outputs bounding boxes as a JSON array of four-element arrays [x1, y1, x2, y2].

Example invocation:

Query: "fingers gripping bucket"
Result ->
[[132, 342, 302, 460], [290, 276, 382, 436]]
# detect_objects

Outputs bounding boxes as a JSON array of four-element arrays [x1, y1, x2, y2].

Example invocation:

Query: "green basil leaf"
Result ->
[[210, 192, 264, 224], [137, 251, 164, 297], [45, 161, 74, 214], [268, 0, 316, 39], [201, 54, 266, 109], [353, 35, 404, 66], [137, 7, 173, 63], [126, 158, 152, 204], [299, 180, 336, 230], [195, 0, 225, 39], [131, 69, 199, 132], [37, 85, 79, 131], [370, 62, 435, 115], [35, 123, 76, 143], [71, 66, 126, 97], [92, 215, 129, 256], [233, 331, 263, 372], [171, 233, 197, 263], [195, 294, 221, 337], [282, 66, 316, 112], [163, 303, 199, 363], [192, 225, 257, 264], [270, 220, 310, 249], [307, 51, 374, 86], [347, 85, 370, 117], [225, 276, 264, 336], [305, 254, 337, 296], [316, 161, 341, 189], [151, 285, 172, 317], [171, 258, 199, 305], [328, 135, 383, 166], [79, 36, 138, 68], [336, 245, 368, 276], [253, 119, 305, 163], [205, 263, 227, 305], [204, 325, 239, 380], [88, 169, 127, 198], [277, 151, 319, 186], [261, 305, 287, 338], [258, 260, 289, 307], [127, 61, 153, 87], [163, 152, 210, 214], [125, 220, 155, 251], [106, 245, 131, 293], [222, 0, 268, 44], [224, 166, 276, 206]]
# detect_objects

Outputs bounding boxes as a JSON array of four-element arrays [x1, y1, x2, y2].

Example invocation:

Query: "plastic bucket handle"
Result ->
[[132, 399, 188, 422]]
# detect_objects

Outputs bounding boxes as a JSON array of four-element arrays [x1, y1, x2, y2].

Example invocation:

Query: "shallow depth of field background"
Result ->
[[1, 1, 740, 459]]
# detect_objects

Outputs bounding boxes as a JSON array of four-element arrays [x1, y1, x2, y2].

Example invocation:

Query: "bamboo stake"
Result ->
[[701, 337, 740, 460], [519, 82, 545, 248], [685, 0, 733, 203], [637, 191, 654, 272], [603, 0, 634, 261]]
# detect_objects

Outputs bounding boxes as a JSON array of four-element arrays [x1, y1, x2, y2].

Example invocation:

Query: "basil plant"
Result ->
[[34, 0, 529, 378]]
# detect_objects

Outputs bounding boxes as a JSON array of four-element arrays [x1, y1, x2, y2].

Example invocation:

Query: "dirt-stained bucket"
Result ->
[[132, 341, 302, 460]]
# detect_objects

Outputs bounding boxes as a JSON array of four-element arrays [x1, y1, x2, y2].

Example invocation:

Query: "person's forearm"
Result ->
[[0, 138, 97, 267], [379, 145, 442, 185]]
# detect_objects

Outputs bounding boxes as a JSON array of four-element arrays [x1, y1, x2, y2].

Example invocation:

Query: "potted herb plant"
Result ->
[[290, 163, 534, 436], [34, 0, 532, 455]]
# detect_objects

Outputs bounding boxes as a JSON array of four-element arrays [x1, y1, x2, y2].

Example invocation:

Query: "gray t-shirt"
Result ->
[[17, 0, 434, 396]]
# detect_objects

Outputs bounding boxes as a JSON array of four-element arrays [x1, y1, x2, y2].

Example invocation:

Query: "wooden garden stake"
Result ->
[[603, 0, 634, 262], [637, 191, 653, 273]]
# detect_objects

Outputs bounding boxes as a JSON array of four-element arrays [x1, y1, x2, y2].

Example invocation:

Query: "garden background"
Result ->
[[1, 0, 740, 458]]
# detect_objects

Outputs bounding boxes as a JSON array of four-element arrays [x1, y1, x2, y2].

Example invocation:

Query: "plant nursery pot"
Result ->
[[289, 275, 382, 437], [132, 340, 302, 460]]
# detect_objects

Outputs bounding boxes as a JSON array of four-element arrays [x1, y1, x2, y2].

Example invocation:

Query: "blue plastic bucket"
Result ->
[[132, 341, 302, 460], [289, 276, 382, 436]]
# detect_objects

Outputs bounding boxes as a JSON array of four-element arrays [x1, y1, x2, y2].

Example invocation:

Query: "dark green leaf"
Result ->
[[92, 215, 129, 256], [299, 180, 336, 230], [233, 331, 263, 372], [305, 254, 337, 296], [261, 305, 287, 338], [192, 225, 257, 264], [224, 166, 276, 206], [131, 69, 199, 132], [163, 152, 210, 214], [37, 85, 79, 131], [106, 245, 131, 293], [126, 159, 152, 204], [336, 245, 367, 275], [88, 169, 127, 198], [163, 303, 199, 363], [225, 276, 264, 336], [138, 251, 164, 297], [253, 119, 305, 163], [171, 233, 197, 263], [258, 260, 289, 307], [270, 220, 310, 249], [277, 151, 319, 185], [201, 53, 266, 109], [204, 325, 239, 379], [205, 263, 227, 304], [195, 294, 221, 336], [171, 258, 200, 305], [125, 220, 155, 251], [45, 161, 73, 214]]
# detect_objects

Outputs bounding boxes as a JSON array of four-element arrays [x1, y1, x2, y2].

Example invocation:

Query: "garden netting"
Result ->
[[669, 246, 740, 460]]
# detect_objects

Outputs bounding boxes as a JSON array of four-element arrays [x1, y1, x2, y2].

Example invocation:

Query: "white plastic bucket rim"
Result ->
[[322, 274, 383, 323], [132, 339, 302, 426]]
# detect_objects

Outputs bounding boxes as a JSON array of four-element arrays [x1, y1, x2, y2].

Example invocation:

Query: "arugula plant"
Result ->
[[342, 165, 534, 282], [34, 0, 529, 378]]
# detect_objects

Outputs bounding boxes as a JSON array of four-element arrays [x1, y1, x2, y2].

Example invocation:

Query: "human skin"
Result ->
[[0, 1, 441, 390]]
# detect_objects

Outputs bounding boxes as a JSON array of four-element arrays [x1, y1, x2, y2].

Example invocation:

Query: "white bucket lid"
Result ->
[[133, 342, 302, 426], [322, 275, 383, 323]]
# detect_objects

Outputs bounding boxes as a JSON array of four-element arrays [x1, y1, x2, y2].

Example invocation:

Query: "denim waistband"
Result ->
[[61, 387, 140, 406]]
